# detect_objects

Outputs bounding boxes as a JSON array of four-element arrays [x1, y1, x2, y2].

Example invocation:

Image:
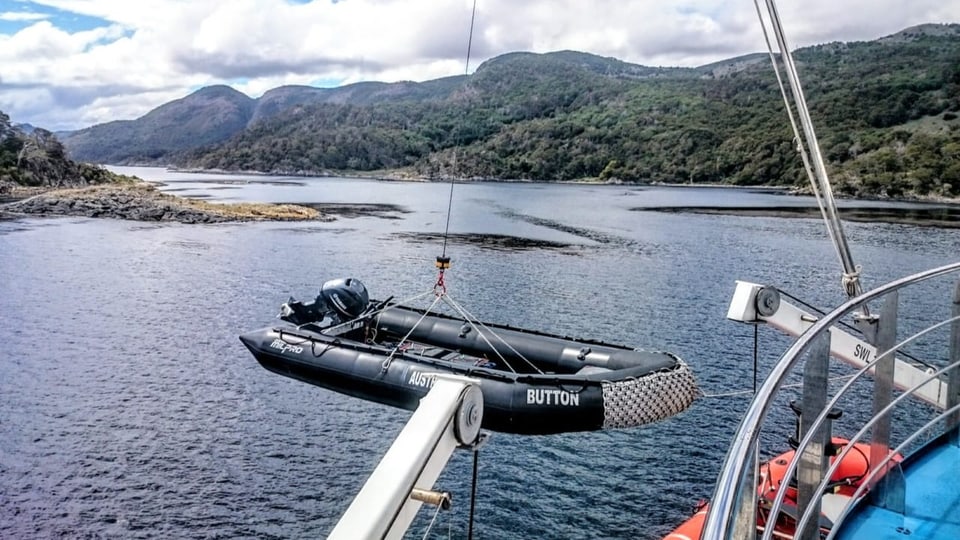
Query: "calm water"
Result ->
[[2, 167, 958, 539]]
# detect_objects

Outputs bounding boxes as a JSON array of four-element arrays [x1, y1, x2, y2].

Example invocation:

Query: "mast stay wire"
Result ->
[[753, 0, 869, 313], [751, 1, 829, 250]]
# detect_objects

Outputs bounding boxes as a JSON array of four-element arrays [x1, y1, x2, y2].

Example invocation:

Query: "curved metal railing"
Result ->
[[702, 261, 960, 539]]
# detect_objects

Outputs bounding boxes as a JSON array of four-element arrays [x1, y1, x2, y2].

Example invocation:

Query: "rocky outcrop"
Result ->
[[0, 182, 326, 223]]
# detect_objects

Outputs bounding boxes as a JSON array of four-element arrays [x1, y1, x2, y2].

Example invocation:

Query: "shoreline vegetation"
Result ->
[[168, 164, 960, 207], [0, 169, 960, 228], [3, 166, 958, 227]]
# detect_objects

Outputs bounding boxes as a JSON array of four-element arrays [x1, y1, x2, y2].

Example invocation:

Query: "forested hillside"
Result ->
[[1, 111, 118, 192], [62, 86, 257, 164], [62, 77, 467, 165], [70, 24, 960, 198]]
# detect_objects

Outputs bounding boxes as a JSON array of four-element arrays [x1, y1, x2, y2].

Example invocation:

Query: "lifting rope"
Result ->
[[442, 294, 544, 374], [409, 0, 477, 365], [395, 0, 541, 375], [375, 289, 544, 376], [381, 293, 445, 373], [437, 0, 479, 261], [697, 321, 853, 399], [419, 500, 446, 540], [700, 374, 858, 399], [467, 447, 480, 540], [374, 0, 542, 377]]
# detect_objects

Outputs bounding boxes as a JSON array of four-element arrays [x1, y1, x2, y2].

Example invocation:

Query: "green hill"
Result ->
[[62, 78, 467, 165], [64, 25, 960, 198], [62, 85, 256, 164]]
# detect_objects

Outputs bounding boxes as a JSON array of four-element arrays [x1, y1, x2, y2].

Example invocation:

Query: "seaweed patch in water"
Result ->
[[494, 207, 653, 253], [637, 205, 960, 228], [283, 202, 409, 219], [172, 193, 216, 198], [0, 214, 33, 235], [170, 178, 307, 187], [163, 187, 240, 193], [393, 232, 575, 252], [271, 227, 358, 235]]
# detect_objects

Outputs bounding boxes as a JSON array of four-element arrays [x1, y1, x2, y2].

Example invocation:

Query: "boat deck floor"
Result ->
[[835, 439, 960, 539]]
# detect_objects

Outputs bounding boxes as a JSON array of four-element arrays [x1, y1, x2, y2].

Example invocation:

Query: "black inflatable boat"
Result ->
[[239, 278, 697, 435]]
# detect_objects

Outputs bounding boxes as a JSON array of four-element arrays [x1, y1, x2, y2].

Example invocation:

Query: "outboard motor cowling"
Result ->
[[279, 277, 370, 326], [319, 277, 369, 320]]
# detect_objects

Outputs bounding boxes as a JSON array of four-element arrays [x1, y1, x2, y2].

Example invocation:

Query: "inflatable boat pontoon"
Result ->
[[239, 278, 697, 435]]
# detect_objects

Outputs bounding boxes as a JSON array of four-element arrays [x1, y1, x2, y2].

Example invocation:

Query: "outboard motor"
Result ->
[[319, 278, 369, 320], [279, 277, 369, 326]]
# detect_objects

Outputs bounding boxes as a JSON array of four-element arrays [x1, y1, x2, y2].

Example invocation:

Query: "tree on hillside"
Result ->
[[1, 111, 26, 184], [1, 109, 120, 188], [18, 128, 72, 186], [0, 111, 14, 140]]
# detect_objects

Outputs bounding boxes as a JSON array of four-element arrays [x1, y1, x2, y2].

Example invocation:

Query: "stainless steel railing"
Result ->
[[702, 261, 960, 539]]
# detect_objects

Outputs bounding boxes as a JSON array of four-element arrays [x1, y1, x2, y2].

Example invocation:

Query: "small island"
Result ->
[[1, 112, 323, 223], [2, 182, 326, 223]]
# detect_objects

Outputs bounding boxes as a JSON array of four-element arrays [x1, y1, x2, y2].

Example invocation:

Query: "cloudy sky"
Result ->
[[2, 0, 958, 131]]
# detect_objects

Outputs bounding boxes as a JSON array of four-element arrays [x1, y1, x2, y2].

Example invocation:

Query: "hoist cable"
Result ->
[[440, 0, 478, 258]]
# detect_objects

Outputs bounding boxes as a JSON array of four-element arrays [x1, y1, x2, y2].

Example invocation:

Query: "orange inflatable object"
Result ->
[[663, 501, 708, 540], [663, 437, 903, 540]]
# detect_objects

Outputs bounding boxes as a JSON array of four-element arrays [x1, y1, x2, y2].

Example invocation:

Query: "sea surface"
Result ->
[[2, 167, 958, 539]]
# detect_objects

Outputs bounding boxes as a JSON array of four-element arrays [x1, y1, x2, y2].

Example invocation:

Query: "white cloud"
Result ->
[[0, 11, 50, 21], [1, 0, 959, 131]]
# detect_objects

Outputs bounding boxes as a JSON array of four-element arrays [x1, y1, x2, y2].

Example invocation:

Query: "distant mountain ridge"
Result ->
[[60, 49, 712, 165], [879, 23, 960, 42], [60, 25, 960, 199], [63, 85, 255, 164], [63, 74, 469, 164]]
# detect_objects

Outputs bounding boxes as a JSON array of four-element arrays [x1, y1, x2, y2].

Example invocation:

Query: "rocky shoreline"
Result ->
[[0, 182, 327, 224]]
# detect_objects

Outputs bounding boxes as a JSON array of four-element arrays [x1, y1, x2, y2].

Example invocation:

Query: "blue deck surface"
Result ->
[[835, 440, 960, 539]]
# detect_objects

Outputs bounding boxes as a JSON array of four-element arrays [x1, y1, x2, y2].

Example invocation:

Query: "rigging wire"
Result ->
[[752, 0, 868, 308], [753, 324, 759, 394], [321, 289, 436, 334], [701, 373, 858, 399], [420, 499, 446, 540], [442, 293, 545, 374], [439, 0, 479, 259], [381, 293, 445, 372], [776, 287, 935, 370], [367, 287, 544, 375], [752, 0, 837, 280]]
